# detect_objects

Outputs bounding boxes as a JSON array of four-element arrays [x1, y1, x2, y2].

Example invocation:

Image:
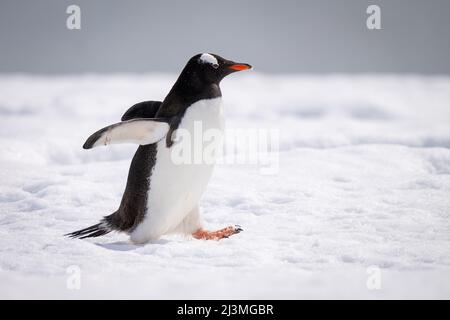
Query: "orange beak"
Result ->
[[228, 63, 252, 71]]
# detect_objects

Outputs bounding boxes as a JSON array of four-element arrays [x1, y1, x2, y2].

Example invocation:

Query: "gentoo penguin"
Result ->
[[66, 53, 251, 244]]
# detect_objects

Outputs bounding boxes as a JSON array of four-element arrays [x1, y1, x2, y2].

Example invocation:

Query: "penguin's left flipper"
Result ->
[[83, 118, 170, 149]]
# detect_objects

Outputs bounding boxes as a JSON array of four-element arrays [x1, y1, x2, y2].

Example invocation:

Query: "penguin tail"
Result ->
[[65, 220, 112, 239]]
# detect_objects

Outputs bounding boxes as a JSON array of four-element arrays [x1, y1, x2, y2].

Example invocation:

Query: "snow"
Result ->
[[0, 73, 450, 299]]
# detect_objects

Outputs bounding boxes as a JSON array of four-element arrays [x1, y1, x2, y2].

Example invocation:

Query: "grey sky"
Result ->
[[1, 0, 449, 74]]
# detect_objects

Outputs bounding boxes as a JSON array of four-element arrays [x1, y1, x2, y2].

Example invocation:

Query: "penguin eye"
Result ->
[[212, 63, 219, 69]]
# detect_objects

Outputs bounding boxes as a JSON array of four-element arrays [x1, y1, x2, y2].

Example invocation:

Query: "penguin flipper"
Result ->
[[121, 101, 162, 121], [83, 118, 170, 149]]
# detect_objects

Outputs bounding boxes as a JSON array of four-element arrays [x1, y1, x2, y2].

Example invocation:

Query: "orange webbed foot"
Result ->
[[192, 225, 243, 240]]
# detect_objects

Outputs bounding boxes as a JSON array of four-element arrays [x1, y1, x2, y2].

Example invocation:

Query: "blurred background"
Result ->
[[1, 0, 450, 74]]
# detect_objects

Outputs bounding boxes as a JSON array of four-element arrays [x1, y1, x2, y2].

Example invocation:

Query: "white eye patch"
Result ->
[[199, 53, 219, 68]]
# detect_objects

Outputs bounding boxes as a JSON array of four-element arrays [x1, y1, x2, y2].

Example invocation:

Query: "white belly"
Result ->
[[130, 97, 224, 243]]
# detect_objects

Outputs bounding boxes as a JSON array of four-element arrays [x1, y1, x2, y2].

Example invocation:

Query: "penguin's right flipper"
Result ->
[[83, 118, 170, 149], [121, 101, 162, 121]]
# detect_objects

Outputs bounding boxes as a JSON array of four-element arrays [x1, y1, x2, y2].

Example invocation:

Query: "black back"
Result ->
[[121, 101, 162, 121]]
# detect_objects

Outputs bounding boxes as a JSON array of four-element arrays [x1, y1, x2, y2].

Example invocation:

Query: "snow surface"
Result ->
[[0, 73, 450, 299]]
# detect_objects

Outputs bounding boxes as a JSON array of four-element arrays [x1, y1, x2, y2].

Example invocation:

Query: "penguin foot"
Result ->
[[192, 225, 243, 240]]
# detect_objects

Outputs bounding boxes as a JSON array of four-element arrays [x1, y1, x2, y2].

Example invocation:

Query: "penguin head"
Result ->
[[185, 53, 252, 85]]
